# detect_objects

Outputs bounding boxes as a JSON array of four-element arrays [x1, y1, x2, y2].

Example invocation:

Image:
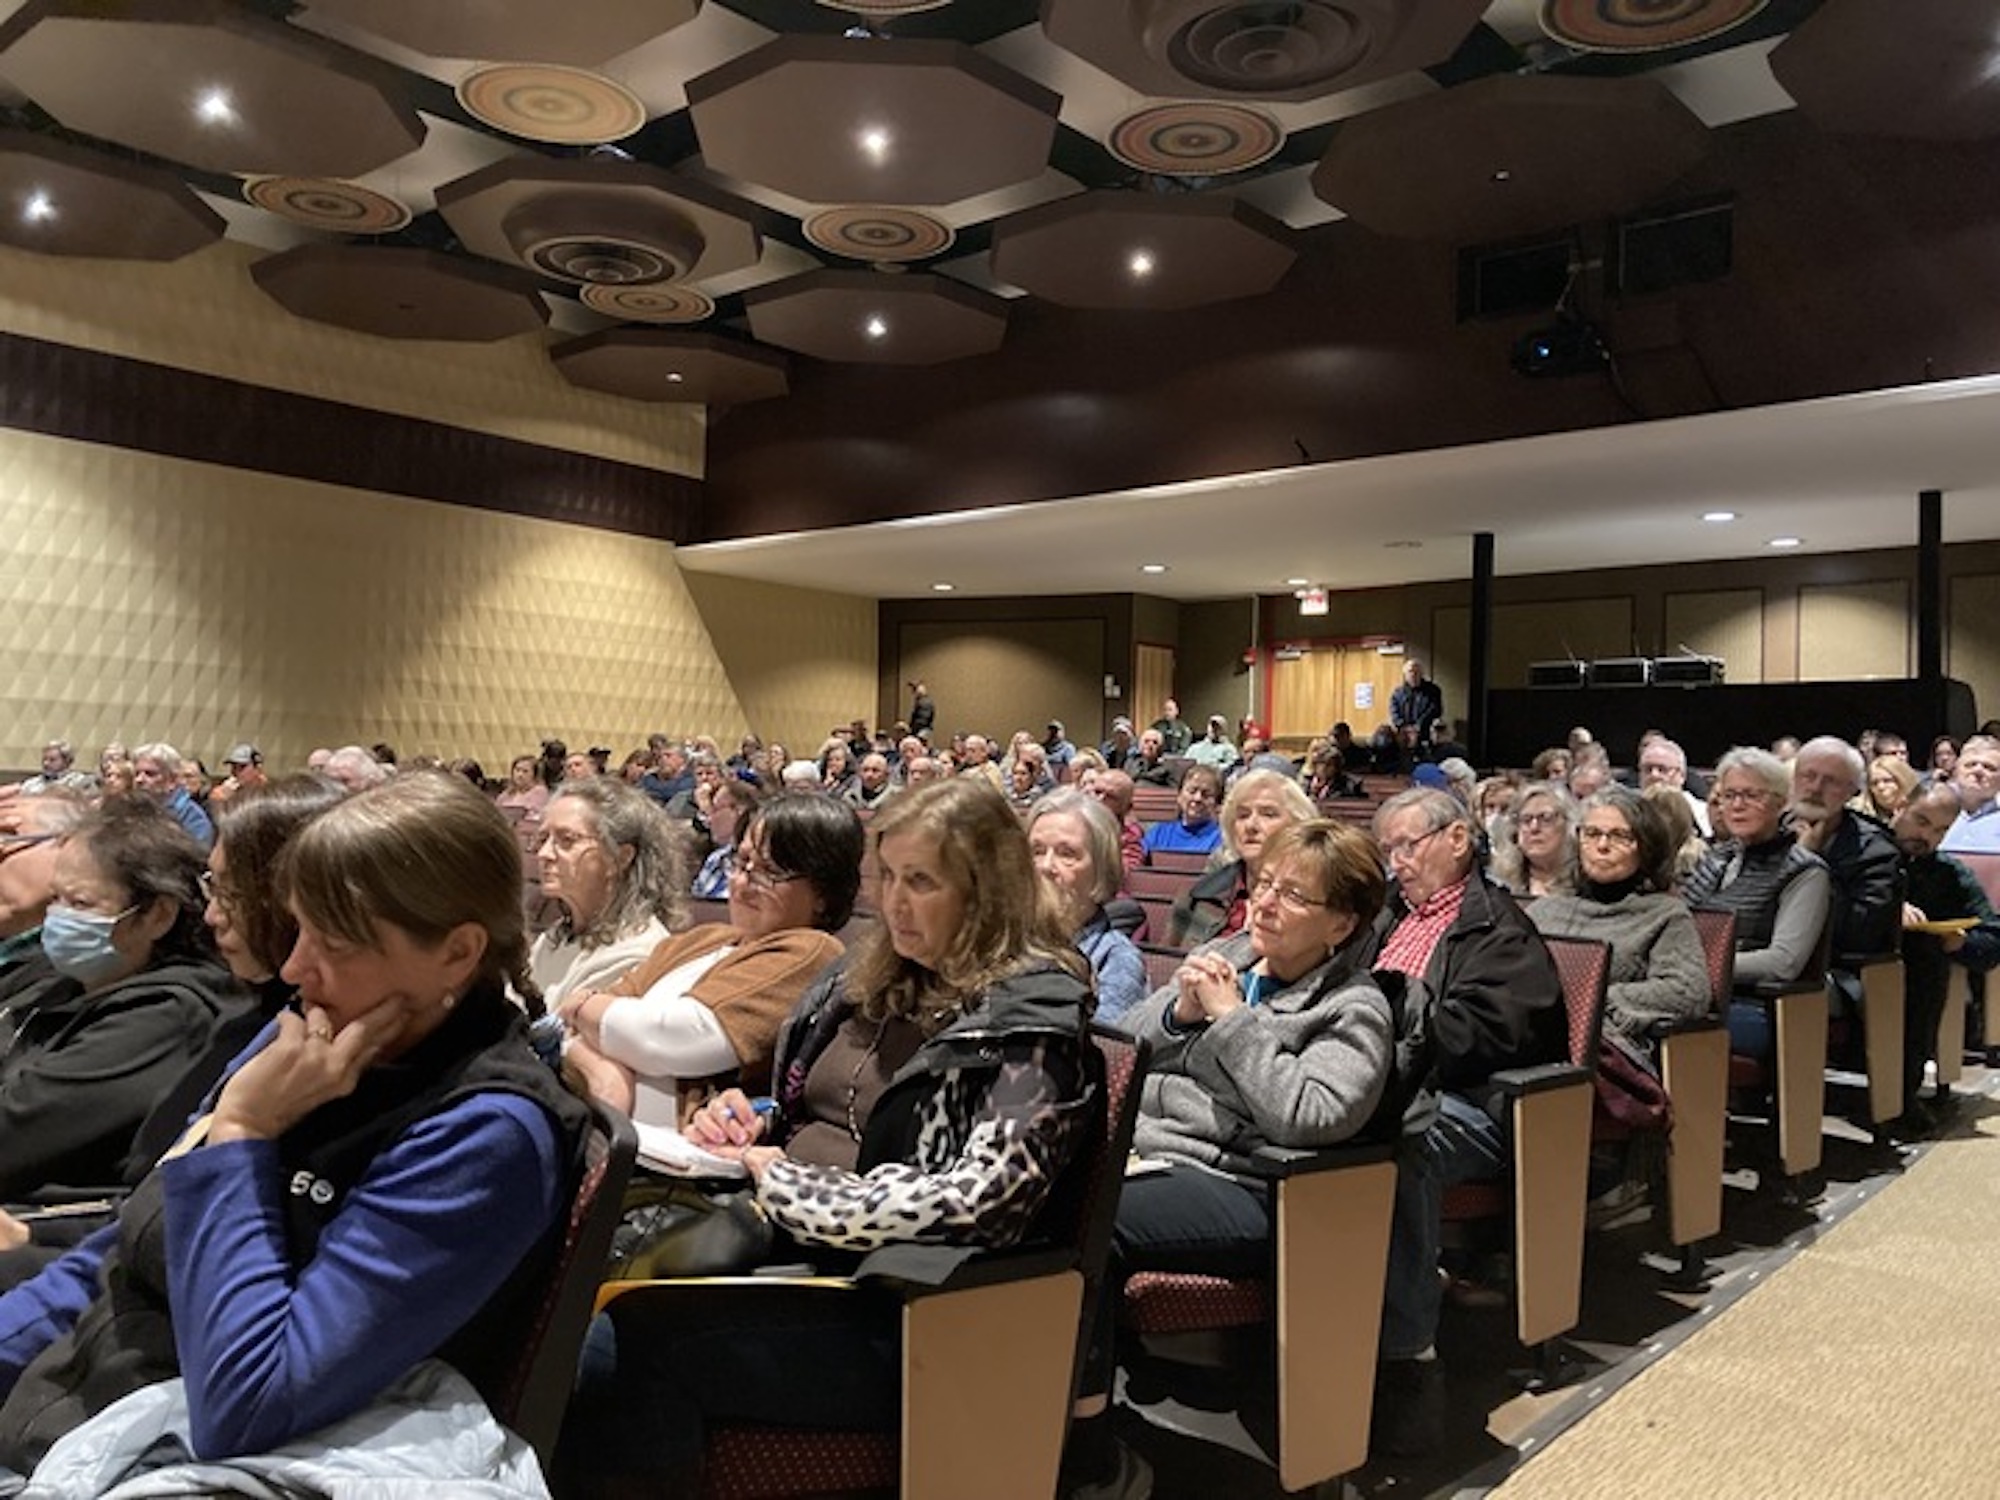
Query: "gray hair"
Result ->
[[41, 739, 73, 766], [780, 759, 822, 792], [132, 742, 182, 775], [1027, 788, 1123, 908], [544, 777, 687, 946], [325, 745, 390, 790], [1713, 745, 1792, 799], [1375, 786, 1478, 842], [1794, 735, 1865, 795], [1220, 766, 1316, 861]]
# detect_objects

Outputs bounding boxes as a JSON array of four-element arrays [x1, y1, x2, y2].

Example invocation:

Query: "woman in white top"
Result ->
[[526, 778, 683, 1010], [555, 795, 862, 1150]]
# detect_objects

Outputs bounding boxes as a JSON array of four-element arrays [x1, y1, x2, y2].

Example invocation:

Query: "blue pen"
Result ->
[[721, 1097, 777, 1123]]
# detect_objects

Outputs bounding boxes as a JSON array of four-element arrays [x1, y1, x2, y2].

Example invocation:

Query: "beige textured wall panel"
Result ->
[[0, 427, 743, 772], [682, 572, 877, 753], [0, 241, 700, 476], [900, 619, 1105, 748], [1948, 575, 2000, 724], [1664, 589, 1764, 681], [1799, 579, 1910, 681]]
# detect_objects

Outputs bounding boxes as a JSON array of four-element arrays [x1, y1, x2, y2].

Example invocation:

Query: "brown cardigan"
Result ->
[[603, 923, 844, 1120]]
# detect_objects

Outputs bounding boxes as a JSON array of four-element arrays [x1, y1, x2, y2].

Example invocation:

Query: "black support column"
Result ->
[[1917, 488, 1945, 742], [1470, 531, 1494, 767]]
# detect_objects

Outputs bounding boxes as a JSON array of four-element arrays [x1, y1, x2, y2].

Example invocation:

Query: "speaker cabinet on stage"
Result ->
[[1528, 661, 1587, 689], [1587, 658, 1652, 688], [1653, 655, 1725, 686]]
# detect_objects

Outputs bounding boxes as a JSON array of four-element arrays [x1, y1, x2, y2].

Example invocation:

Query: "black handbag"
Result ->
[[603, 1173, 775, 1280]]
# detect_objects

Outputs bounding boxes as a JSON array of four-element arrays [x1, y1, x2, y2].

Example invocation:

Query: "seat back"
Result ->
[[1070, 1028, 1149, 1393], [494, 1097, 638, 1467], [1541, 934, 1611, 1072], [1138, 943, 1184, 992], [1147, 848, 1212, 875], [1127, 866, 1199, 901], [1690, 907, 1737, 1011]]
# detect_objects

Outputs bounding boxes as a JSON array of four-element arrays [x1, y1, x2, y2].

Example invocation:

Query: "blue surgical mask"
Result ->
[[40, 903, 137, 986]]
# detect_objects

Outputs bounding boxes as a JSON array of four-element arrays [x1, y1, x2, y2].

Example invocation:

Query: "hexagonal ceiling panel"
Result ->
[[437, 158, 762, 288], [0, 130, 224, 261], [251, 245, 550, 342], [1770, 0, 2000, 142], [302, 0, 703, 69], [687, 35, 1060, 207], [552, 328, 789, 405], [1042, 0, 1489, 103], [744, 270, 1008, 365], [0, 0, 424, 179], [1311, 74, 1712, 242], [992, 193, 1296, 310]]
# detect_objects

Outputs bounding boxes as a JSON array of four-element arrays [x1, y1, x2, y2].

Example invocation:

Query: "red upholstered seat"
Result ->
[[1123, 1271, 1270, 1334], [703, 1428, 895, 1500]]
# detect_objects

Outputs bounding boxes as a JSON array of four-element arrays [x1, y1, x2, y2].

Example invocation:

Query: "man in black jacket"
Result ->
[[1362, 787, 1564, 1452], [1789, 735, 1904, 1030]]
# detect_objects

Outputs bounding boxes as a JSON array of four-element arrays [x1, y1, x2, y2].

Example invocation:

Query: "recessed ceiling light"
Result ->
[[859, 127, 891, 160], [1702, 510, 1737, 522], [1769, 536, 1803, 548], [1285, 577, 1310, 587], [1491, 169, 1512, 184], [21, 191, 54, 224], [1384, 539, 1423, 550], [665, 372, 684, 383], [1128, 251, 1155, 278], [864, 316, 888, 340], [931, 581, 955, 592], [195, 88, 237, 126], [1139, 563, 1168, 574]]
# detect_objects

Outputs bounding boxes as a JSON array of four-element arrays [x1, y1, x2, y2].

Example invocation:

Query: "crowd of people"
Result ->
[[0, 696, 1995, 1497]]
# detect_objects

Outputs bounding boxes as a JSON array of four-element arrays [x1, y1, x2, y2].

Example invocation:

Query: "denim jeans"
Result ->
[[1380, 1091, 1509, 1360]]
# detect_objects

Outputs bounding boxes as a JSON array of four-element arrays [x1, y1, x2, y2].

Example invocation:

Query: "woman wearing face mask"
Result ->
[[0, 778, 343, 1286], [0, 800, 235, 1202]]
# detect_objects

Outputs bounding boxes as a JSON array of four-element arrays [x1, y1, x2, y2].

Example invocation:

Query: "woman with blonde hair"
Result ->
[[1169, 766, 1316, 947], [1860, 755, 1919, 822], [560, 777, 1094, 1494]]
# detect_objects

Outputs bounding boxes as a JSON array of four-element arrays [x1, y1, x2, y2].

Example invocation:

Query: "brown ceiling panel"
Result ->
[[1770, 0, 2000, 142], [744, 270, 1008, 364], [686, 37, 1060, 206], [1042, 0, 1489, 103], [991, 192, 1296, 310], [551, 328, 789, 405], [1541, 0, 1769, 54], [251, 245, 549, 342], [1311, 74, 1711, 241], [0, 0, 424, 179], [0, 130, 224, 261], [303, 0, 702, 69], [436, 158, 760, 287]]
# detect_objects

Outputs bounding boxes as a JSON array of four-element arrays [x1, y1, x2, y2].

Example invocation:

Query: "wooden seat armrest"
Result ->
[[1492, 1061, 1587, 1098], [1242, 1139, 1397, 1180], [1649, 1012, 1724, 1040], [857, 1245, 1077, 1299]]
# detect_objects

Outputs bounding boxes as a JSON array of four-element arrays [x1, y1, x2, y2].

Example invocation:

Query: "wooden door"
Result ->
[[1134, 643, 1176, 728]]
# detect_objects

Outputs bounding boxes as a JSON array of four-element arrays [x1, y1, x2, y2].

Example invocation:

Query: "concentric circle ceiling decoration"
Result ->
[[803, 207, 956, 262], [580, 283, 716, 323], [816, 0, 954, 15], [242, 176, 411, 233], [1541, 0, 1768, 54], [455, 63, 647, 145], [1162, 1, 1376, 92], [1109, 103, 1284, 175]]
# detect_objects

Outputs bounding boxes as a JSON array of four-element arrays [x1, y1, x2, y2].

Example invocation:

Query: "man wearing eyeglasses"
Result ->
[[0, 795, 88, 987], [1363, 786, 1564, 1455]]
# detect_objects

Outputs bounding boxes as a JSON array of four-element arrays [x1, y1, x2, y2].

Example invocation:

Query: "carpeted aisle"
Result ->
[[1492, 1104, 2000, 1499]]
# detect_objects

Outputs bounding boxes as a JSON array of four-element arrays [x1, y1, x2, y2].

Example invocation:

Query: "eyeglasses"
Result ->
[[0, 833, 59, 862], [1515, 810, 1563, 831], [732, 855, 800, 894], [536, 827, 601, 856], [1380, 824, 1446, 863], [1249, 874, 1331, 914], [1578, 825, 1638, 847], [1716, 788, 1777, 806], [197, 869, 240, 911]]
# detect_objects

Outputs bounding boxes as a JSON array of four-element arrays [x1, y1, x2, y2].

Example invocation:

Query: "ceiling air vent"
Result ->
[[1150, 2, 1376, 93]]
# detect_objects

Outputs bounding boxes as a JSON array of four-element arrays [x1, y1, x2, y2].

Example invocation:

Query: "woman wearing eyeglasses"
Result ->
[[0, 801, 234, 1202], [1066, 819, 1399, 1494], [1491, 782, 1579, 898], [1682, 746, 1830, 1059], [1528, 788, 1708, 1050], [553, 794, 859, 1151]]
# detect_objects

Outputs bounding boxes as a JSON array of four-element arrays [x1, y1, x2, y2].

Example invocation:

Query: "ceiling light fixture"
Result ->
[[1140, 563, 1168, 574], [1769, 535, 1803, 548], [195, 88, 237, 126], [1702, 510, 1737, 522], [1490, 169, 1512, 183], [665, 372, 684, 383], [21, 191, 55, 224], [864, 315, 889, 339], [931, 581, 955, 592], [1285, 577, 1310, 587], [859, 127, 891, 160], [1128, 250, 1155, 278]]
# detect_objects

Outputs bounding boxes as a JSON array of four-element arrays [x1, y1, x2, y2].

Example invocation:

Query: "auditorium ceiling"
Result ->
[[2, 1, 1998, 597]]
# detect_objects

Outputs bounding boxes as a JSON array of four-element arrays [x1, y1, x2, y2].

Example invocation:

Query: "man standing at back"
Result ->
[[1391, 659, 1444, 752], [1150, 697, 1191, 756], [907, 681, 935, 742]]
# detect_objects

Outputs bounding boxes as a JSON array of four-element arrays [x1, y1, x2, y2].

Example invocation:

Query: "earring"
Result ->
[[441, 990, 457, 1012]]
